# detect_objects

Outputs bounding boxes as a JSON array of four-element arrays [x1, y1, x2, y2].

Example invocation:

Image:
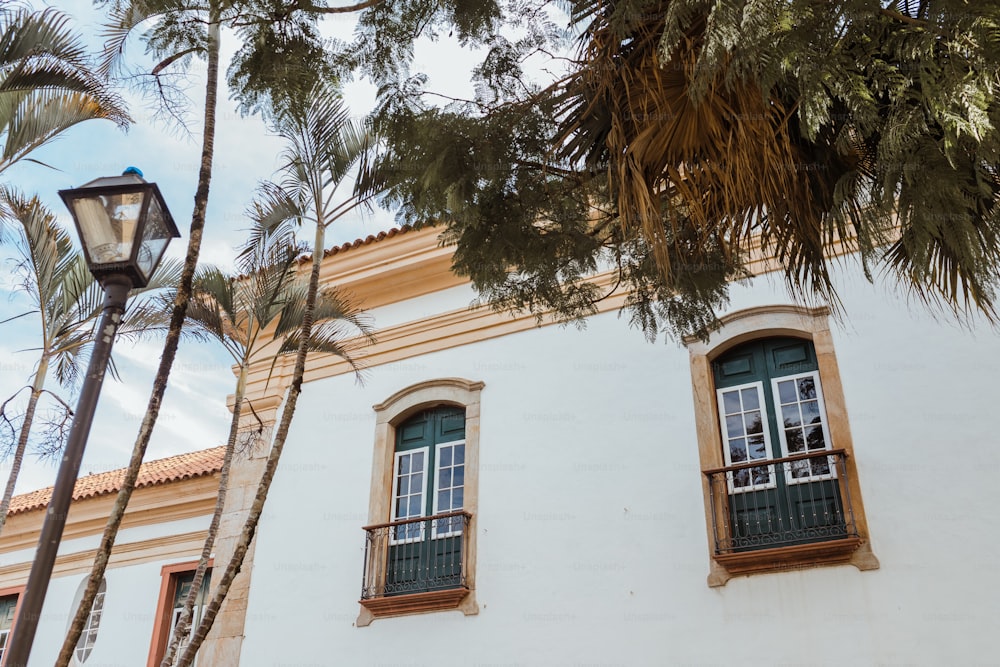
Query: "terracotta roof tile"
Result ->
[[324, 225, 414, 257], [294, 224, 418, 265], [6, 447, 225, 517]]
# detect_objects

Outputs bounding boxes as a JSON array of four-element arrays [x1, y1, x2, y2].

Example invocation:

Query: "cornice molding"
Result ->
[[240, 229, 858, 401], [0, 474, 219, 556], [0, 530, 210, 587]]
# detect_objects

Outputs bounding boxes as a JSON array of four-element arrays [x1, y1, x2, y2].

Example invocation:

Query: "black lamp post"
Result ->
[[3, 168, 179, 666]]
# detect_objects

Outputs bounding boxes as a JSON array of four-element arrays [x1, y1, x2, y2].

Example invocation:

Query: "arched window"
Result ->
[[74, 577, 106, 663], [685, 306, 879, 586], [386, 407, 467, 593], [358, 378, 483, 625], [714, 337, 844, 549], [391, 406, 467, 537]]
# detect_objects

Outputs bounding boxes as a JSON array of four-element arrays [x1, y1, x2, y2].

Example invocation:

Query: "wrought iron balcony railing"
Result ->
[[361, 511, 471, 601], [703, 449, 859, 556]]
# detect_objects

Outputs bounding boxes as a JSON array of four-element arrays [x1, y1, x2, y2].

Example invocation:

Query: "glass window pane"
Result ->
[[722, 391, 741, 415], [438, 468, 452, 489], [454, 445, 465, 464], [740, 387, 759, 410], [777, 380, 796, 404], [726, 415, 745, 438], [786, 428, 805, 452], [440, 447, 452, 467], [781, 403, 801, 427], [797, 376, 817, 400], [453, 467, 465, 487], [411, 472, 423, 490], [747, 435, 767, 459], [397, 477, 409, 496], [802, 400, 821, 424], [408, 497, 422, 517], [806, 425, 826, 450], [412, 451, 424, 469], [811, 456, 831, 476], [733, 469, 750, 488], [395, 498, 407, 517], [751, 465, 771, 485], [438, 490, 450, 511], [729, 438, 747, 462], [399, 456, 410, 475], [744, 412, 763, 434], [791, 460, 811, 478], [453, 488, 464, 508]]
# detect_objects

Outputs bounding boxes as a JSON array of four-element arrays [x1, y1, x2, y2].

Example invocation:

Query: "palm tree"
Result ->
[[554, 1, 1000, 319], [60, 0, 355, 656], [0, 5, 128, 185], [176, 83, 381, 666], [55, 0, 226, 659], [159, 234, 373, 666], [0, 190, 179, 536]]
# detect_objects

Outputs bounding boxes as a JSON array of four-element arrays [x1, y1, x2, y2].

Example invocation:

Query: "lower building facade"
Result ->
[[2, 227, 996, 665]]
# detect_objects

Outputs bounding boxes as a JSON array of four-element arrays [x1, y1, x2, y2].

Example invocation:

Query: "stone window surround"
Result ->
[[357, 378, 484, 626], [685, 305, 880, 587]]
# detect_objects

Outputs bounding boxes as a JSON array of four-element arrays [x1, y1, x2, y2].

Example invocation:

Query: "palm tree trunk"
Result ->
[[176, 221, 327, 666], [55, 8, 222, 666], [0, 358, 48, 536], [159, 361, 246, 667]]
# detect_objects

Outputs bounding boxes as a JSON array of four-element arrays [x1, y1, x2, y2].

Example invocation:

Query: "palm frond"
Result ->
[[239, 183, 305, 262], [185, 265, 244, 359], [97, 0, 170, 78], [0, 7, 129, 174]]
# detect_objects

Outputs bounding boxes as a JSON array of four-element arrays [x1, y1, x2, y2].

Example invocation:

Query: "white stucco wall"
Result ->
[[18, 515, 211, 666], [239, 267, 1000, 666]]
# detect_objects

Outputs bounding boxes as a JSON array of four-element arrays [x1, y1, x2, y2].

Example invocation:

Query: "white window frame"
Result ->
[[168, 570, 210, 666], [716, 381, 776, 493], [770, 370, 837, 485], [431, 439, 466, 539], [74, 578, 106, 664], [390, 447, 430, 545]]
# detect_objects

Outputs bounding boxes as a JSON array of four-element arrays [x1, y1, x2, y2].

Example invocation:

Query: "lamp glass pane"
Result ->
[[136, 195, 171, 281], [71, 191, 143, 265]]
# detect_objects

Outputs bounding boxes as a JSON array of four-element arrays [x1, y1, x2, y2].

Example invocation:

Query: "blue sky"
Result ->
[[0, 0, 485, 494]]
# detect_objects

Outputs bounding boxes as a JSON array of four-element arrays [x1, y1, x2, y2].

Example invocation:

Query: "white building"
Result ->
[[2, 226, 997, 665]]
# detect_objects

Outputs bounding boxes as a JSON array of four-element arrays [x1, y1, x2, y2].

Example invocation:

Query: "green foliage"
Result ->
[[0, 6, 127, 176], [335, 0, 1000, 340], [99, 0, 337, 122], [186, 233, 374, 375], [102, 0, 1000, 340], [227, 0, 339, 118]]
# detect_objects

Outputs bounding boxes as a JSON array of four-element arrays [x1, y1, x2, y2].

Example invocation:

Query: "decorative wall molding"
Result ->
[[0, 475, 220, 556]]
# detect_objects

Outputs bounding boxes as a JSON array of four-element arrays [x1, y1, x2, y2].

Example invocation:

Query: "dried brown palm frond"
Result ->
[[555, 6, 873, 305]]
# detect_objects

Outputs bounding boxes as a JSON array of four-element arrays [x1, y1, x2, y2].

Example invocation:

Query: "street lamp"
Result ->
[[3, 168, 179, 666]]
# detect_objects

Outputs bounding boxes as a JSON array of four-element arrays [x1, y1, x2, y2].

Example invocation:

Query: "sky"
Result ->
[[0, 0, 492, 494]]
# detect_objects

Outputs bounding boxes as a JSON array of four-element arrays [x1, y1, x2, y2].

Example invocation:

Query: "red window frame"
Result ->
[[146, 560, 212, 667]]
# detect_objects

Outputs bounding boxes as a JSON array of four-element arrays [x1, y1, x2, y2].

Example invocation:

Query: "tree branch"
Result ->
[[293, 0, 382, 15], [151, 46, 204, 75]]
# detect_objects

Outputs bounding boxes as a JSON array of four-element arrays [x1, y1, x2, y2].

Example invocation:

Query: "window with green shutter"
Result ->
[[385, 406, 467, 594], [0, 593, 18, 661], [712, 337, 850, 551]]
